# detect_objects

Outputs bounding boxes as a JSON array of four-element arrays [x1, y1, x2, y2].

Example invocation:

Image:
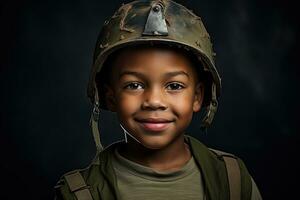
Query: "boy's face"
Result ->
[[105, 47, 204, 149]]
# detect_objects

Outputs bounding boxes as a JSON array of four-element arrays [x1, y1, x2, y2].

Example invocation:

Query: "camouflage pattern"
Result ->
[[88, 0, 221, 128]]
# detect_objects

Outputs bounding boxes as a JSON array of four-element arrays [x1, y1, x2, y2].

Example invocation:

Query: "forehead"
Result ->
[[111, 46, 198, 80]]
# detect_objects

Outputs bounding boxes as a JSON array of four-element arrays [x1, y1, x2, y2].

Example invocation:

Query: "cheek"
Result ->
[[116, 94, 141, 115], [169, 91, 195, 116]]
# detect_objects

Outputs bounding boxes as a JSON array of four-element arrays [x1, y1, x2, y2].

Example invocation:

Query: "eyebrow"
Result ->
[[118, 70, 190, 80], [164, 71, 190, 79], [118, 71, 145, 80]]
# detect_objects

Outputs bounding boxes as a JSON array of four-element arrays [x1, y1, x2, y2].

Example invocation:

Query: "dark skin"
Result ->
[[105, 46, 204, 171]]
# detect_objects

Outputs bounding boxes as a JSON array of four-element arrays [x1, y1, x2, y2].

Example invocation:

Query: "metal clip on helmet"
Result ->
[[88, 0, 221, 152]]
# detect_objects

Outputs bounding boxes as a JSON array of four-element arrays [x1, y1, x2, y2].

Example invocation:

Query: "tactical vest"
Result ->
[[54, 136, 252, 200]]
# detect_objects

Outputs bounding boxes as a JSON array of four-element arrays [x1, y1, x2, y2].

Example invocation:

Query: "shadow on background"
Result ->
[[1, 0, 299, 199]]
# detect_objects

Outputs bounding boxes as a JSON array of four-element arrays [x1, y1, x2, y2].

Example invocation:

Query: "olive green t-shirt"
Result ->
[[112, 148, 205, 200]]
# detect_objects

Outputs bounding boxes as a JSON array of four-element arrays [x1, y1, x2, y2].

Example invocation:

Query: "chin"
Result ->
[[142, 143, 165, 150], [139, 136, 172, 150]]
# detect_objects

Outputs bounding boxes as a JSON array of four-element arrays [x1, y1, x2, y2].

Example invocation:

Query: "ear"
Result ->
[[193, 82, 204, 112], [104, 85, 117, 112]]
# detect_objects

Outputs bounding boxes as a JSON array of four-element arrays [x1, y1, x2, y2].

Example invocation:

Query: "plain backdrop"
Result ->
[[1, 0, 299, 199]]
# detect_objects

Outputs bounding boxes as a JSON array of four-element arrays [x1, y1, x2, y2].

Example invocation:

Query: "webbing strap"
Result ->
[[209, 149, 241, 200], [64, 171, 93, 200], [223, 156, 241, 200], [201, 83, 218, 129], [90, 87, 103, 153], [74, 189, 93, 200], [90, 114, 103, 152]]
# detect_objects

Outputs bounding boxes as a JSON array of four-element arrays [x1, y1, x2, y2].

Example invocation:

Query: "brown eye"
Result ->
[[124, 82, 144, 90], [166, 82, 185, 90]]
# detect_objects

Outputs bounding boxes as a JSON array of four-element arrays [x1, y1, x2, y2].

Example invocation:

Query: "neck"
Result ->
[[119, 134, 191, 171]]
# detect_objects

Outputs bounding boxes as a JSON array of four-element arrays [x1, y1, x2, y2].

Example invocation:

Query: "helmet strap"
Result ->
[[201, 83, 218, 130], [90, 86, 103, 153], [120, 123, 141, 144]]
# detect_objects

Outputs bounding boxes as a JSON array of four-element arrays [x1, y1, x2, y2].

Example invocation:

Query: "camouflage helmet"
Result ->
[[88, 0, 221, 132]]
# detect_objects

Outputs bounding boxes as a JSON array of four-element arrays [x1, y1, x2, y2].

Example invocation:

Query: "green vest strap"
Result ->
[[64, 171, 94, 200], [223, 156, 241, 200], [74, 189, 94, 200], [209, 149, 241, 200]]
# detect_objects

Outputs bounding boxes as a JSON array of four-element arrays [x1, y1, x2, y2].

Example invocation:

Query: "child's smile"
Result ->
[[135, 117, 174, 132], [106, 46, 204, 150]]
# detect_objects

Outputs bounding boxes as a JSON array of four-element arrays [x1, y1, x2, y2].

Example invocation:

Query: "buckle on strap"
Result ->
[[64, 171, 94, 200]]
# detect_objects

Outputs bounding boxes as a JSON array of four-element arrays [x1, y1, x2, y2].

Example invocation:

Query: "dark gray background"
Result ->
[[1, 0, 299, 199]]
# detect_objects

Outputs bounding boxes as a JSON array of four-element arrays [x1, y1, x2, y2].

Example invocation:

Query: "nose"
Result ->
[[141, 87, 167, 110]]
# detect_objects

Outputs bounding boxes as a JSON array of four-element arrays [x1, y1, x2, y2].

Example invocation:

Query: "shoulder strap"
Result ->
[[64, 171, 94, 200], [223, 156, 241, 200], [209, 149, 241, 200]]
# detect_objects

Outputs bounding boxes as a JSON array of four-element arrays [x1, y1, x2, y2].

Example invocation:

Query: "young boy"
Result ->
[[55, 0, 262, 199]]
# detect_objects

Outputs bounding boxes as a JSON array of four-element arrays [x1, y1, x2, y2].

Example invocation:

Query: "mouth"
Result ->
[[135, 118, 174, 132]]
